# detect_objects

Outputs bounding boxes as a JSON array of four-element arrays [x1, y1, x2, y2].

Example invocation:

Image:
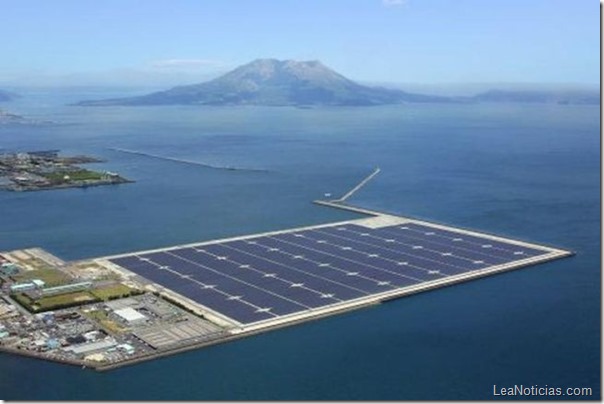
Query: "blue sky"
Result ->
[[0, 0, 599, 86]]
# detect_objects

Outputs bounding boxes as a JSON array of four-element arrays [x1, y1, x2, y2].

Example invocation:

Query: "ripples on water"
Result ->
[[0, 90, 599, 399]]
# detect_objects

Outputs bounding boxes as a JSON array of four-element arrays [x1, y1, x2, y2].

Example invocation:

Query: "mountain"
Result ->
[[0, 90, 18, 102], [0, 109, 27, 124], [472, 89, 599, 105], [76, 59, 451, 106]]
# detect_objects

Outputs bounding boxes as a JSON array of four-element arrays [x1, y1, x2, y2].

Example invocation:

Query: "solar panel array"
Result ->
[[110, 222, 550, 325]]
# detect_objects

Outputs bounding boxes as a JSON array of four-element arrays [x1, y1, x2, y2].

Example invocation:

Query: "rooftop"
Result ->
[[114, 307, 146, 323]]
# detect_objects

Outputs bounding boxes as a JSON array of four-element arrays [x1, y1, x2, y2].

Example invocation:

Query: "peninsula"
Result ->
[[0, 150, 132, 191]]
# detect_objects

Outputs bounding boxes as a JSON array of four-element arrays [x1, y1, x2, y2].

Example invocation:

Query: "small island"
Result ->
[[0, 108, 55, 126], [0, 150, 132, 192]]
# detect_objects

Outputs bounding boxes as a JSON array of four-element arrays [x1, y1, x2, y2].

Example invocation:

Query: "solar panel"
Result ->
[[109, 218, 558, 325], [381, 223, 543, 257]]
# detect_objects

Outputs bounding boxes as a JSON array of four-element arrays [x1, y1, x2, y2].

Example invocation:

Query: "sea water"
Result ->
[[0, 89, 599, 399]]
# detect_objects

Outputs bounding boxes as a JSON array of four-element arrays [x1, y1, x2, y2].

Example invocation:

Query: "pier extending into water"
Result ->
[[335, 167, 381, 202], [109, 147, 268, 173], [0, 169, 574, 372]]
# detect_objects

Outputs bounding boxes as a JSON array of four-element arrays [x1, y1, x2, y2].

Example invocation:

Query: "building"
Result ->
[[46, 338, 60, 350], [116, 343, 135, 355], [63, 338, 117, 355], [114, 307, 147, 325], [15, 153, 30, 164], [10, 279, 45, 293], [83, 330, 102, 342], [0, 262, 19, 276], [11, 282, 36, 293], [39, 281, 92, 297], [83, 353, 106, 362]]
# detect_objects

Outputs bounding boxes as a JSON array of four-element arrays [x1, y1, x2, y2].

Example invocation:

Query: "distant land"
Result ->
[[75, 59, 451, 107], [0, 89, 18, 102], [71, 59, 598, 107], [0, 89, 56, 125], [0, 109, 26, 124], [0, 109, 54, 126], [472, 89, 600, 105], [0, 150, 131, 191]]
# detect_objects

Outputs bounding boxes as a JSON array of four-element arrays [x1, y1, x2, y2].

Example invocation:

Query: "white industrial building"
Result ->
[[114, 307, 147, 325]]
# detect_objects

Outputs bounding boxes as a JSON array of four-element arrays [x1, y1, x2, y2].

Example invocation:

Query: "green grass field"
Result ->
[[36, 292, 97, 309], [90, 284, 141, 301], [13, 267, 72, 287], [44, 169, 105, 182], [12, 291, 98, 313]]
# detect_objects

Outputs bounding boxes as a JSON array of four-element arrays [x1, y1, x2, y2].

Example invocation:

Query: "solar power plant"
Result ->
[[108, 219, 569, 326]]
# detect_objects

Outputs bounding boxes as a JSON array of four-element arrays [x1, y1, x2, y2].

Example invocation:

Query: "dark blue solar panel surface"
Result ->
[[110, 221, 551, 325]]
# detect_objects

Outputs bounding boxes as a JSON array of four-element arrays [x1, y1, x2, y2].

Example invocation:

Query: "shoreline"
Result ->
[[2, 178, 134, 192], [0, 200, 573, 372]]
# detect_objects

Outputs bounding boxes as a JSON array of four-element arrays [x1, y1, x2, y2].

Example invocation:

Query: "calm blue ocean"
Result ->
[[0, 89, 599, 400]]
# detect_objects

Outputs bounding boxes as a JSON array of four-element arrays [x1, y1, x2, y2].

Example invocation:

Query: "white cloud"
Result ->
[[382, 0, 407, 7], [0, 58, 232, 87], [149, 59, 227, 70], [0, 65, 227, 87]]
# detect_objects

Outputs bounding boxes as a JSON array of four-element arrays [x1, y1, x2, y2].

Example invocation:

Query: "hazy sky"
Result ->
[[1, 0, 599, 86]]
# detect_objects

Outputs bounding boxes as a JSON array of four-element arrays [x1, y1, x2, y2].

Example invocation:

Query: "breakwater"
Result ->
[[109, 148, 268, 173]]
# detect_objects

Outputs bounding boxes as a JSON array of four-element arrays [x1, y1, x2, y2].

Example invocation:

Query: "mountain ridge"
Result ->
[[74, 59, 600, 107], [75, 59, 451, 106], [472, 89, 599, 105]]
